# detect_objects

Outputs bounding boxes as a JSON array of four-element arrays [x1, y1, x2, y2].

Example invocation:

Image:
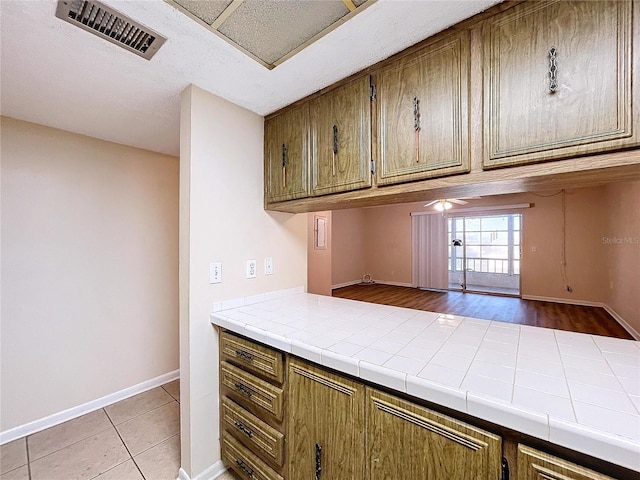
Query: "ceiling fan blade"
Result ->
[[449, 199, 468, 205], [424, 200, 439, 207]]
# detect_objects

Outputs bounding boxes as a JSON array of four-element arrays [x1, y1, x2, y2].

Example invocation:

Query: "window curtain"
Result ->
[[411, 213, 448, 290]]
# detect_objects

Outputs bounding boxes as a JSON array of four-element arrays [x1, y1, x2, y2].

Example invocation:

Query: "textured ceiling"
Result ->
[[0, 0, 500, 156]]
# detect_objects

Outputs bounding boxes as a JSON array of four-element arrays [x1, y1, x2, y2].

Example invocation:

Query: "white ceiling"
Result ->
[[1, 0, 500, 156]]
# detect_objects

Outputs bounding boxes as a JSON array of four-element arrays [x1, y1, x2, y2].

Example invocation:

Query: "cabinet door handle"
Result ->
[[281, 143, 287, 188], [332, 125, 338, 176], [234, 421, 254, 438], [234, 382, 253, 398], [235, 349, 254, 362], [548, 46, 558, 93], [501, 457, 510, 480], [315, 443, 322, 479], [413, 96, 421, 163], [236, 459, 254, 478]]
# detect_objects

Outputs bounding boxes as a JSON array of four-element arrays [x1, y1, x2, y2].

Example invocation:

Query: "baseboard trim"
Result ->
[[0, 369, 179, 445], [521, 295, 603, 307], [177, 462, 226, 480], [332, 280, 414, 290], [603, 305, 640, 341], [331, 280, 361, 289], [522, 295, 640, 340]]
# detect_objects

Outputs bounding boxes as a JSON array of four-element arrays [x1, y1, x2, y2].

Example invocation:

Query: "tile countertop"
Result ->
[[210, 290, 640, 472]]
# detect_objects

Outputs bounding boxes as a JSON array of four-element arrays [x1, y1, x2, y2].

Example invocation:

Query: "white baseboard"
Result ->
[[377, 280, 414, 288], [521, 295, 603, 307], [603, 305, 640, 341], [331, 280, 361, 289], [0, 369, 179, 445], [177, 462, 226, 480], [332, 280, 414, 290], [522, 295, 640, 340]]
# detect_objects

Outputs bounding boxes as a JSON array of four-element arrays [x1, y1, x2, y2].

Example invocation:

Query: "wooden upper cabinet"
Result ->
[[375, 30, 471, 186], [310, 75, 372, 196], [288, 359, 364, 480], [483, 0, 637, 169], [264, 103, 309, 203], [367, 388, 501, 480]]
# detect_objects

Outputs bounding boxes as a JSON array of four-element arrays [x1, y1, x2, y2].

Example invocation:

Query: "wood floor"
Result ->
[[332, 283, 632, 340]]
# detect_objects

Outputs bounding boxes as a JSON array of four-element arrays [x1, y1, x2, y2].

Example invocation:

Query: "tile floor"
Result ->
[[1, 380, 194, 480]]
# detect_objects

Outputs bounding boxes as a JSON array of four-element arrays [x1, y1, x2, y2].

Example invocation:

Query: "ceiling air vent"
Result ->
[[55, 0, 166, 60]]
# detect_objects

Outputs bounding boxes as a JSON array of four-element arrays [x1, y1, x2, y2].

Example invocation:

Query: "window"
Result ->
[[448, 214, 521, 275]]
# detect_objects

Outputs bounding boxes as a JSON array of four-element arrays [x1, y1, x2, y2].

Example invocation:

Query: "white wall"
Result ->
[[179, 86, 307, 478], [1, 117, 179, 433]]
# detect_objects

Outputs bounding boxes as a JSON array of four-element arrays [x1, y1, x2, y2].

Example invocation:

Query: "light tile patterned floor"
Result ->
[[1, 380, 182, 480]]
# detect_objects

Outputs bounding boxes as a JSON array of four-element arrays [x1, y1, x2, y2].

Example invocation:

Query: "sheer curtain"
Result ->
[[411, 212, 448, 290]]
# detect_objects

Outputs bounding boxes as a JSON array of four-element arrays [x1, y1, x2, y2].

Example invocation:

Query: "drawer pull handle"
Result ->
[[234, 421, 254, 438], [549, 46, 558, 93], [236, 459, 254, 478], [235, 349, 254, 362], [234, 382, 253, 398], [315, 443, 322, 480]]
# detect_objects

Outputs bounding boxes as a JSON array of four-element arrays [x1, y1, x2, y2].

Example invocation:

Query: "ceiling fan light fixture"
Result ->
[[434, 200, 452, 211]]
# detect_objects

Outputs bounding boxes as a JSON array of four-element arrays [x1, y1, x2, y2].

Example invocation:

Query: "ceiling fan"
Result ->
[[424, 197, 480, 211]]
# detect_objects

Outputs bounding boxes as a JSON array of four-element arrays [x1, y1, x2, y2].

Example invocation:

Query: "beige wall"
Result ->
[[0, 117, 179, 432], [328, 183, 639, 333], [307, 211, 332, 296], [603, 181, 640, 333], [179, 86, 307, 477], [331, 208, 367, 287]]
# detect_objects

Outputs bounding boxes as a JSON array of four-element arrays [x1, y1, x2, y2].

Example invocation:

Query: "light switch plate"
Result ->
[[246, 259, 257, 279], [265, 257, 273, 275], [209, 262, 222, 284]]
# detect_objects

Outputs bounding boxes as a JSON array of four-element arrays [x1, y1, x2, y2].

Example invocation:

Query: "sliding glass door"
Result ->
[[448, 214, 521, 296]]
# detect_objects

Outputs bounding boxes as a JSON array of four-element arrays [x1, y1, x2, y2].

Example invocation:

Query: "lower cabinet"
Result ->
[[517, 445, 616, 480], [367, 388, 502, 480], [219, 330, 629, 480], [288, 358, 365, 480]]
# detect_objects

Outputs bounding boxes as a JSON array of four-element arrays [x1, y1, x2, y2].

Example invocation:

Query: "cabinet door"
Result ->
[[483, 0, 636, 168], [311, 75, 372, 196], [264, 103, 309, 203], [376, 30, 471, 186], [367, 388, 501, 480], [517, 445, 617, 480], [288, 359, 364, 480]]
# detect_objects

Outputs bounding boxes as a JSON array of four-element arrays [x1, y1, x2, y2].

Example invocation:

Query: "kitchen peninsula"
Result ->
[[211, 289, 640, 479]]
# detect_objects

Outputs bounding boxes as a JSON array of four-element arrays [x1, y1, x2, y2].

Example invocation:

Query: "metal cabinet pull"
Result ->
[[315, 443, 322, 479], [413, 96, 421, 163], [281, 143, 288, 188], [549, 46, 558, 93], [501, 457, 510, 480], [234, 382, 253, 398], [332, 125, 338, 176], [235, 349, 254, 362], [236, 459, 254, 478], [234, 421, 254, 438]]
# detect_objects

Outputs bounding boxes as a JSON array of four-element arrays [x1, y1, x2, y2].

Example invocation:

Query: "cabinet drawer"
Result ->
[[222, 397, 285, 467], [221, 331, 284, 384], [221, 362, 284, 421], [222, 431, 284, 480]]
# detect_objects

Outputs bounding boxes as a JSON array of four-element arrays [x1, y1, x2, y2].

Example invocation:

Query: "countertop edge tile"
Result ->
[[321, 350, 360, 377], [467, 392, 549, 440], [549, 417, 640, 473], [359, 361, 406, 393], [405, 375, 467, 413]]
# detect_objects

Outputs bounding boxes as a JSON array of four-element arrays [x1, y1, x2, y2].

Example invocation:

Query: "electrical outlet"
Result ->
[[246, 259, 257, 279], [265, 257, 273, 275], [209, 262, 222, 284]]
